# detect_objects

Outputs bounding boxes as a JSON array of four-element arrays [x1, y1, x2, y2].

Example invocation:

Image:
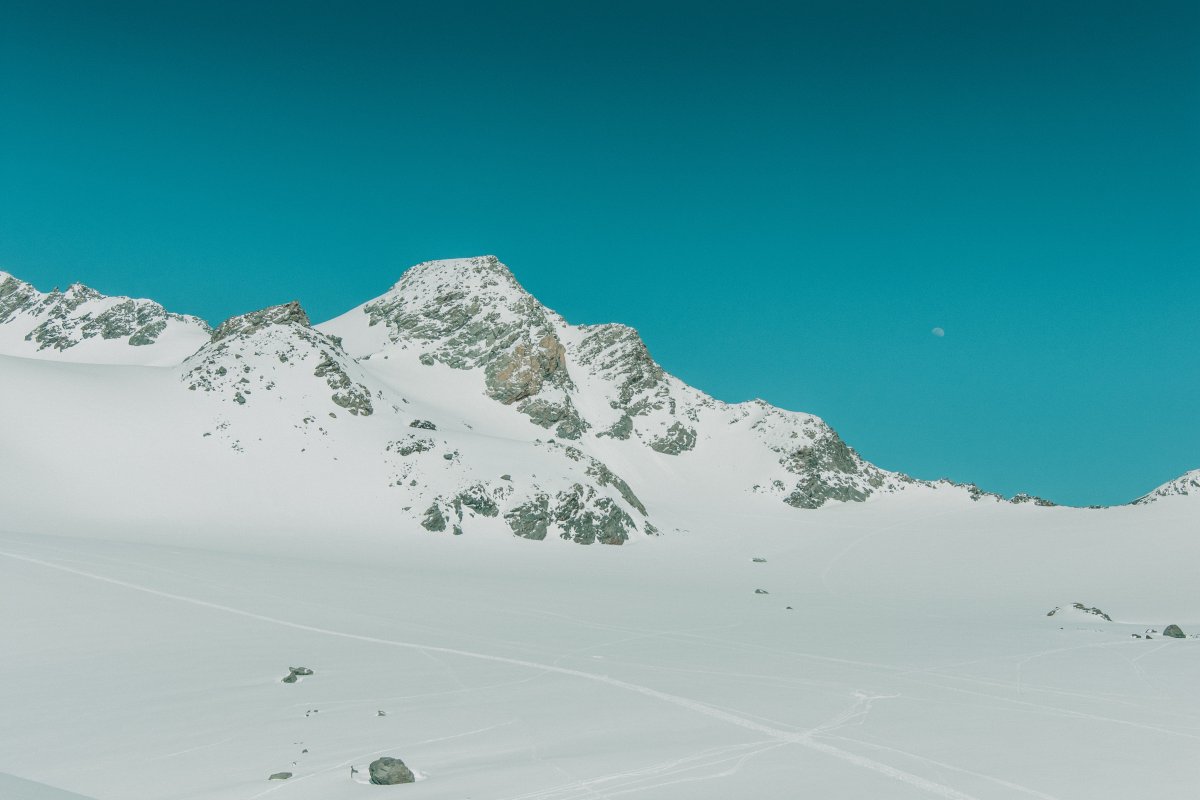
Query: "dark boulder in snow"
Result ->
[[1163, 624, 1185, 638], [282, 666, 314, 683], [421, 503, 447, 532], [268, 772, 292, 781], [369, 756, 415, 785]]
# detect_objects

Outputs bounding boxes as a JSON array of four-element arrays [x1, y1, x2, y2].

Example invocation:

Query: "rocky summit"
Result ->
[[0, 256, 1193, 545]]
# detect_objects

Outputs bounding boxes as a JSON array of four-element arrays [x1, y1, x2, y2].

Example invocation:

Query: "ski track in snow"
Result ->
[[899, 674, 1200, 741], [917, 668, 1195, 723], [505, 741, 787, 800], [817, 733, 1064, 800], [527, 606, 909, 675], [148, 735, 242, 762], [2, 547, 1009, 800]]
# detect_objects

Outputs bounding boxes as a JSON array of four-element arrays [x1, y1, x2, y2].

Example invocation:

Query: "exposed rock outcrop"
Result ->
[[369, 756, 415, 785], [183, 302, 375, 417], [1133, 470, 1200, 505]]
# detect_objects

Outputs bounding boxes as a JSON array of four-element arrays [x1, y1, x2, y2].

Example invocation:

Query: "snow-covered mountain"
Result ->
[[0, 256, 1193, 546], [1133, 468, 1200, 504], [0, 270, 211, 365], [3, 256, 1198, 800]]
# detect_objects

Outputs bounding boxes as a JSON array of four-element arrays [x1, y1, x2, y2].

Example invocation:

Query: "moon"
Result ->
[[931, 327, 945, 337]]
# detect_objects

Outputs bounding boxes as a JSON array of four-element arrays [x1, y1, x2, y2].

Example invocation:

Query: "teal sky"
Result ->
[[2, 1, 1197, 506]]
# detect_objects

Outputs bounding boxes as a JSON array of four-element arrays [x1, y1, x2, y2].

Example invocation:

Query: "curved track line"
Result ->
[[819, 733, 1062, 800], [1, 549, 982, 800]]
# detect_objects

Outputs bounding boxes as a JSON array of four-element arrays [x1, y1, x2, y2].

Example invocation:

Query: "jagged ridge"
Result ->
[[2, 256, 1173, 551], [0, 271, 211, 364]]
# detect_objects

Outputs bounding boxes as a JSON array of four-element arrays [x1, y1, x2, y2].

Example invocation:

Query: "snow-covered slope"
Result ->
[[1, 492, 1197, 800], [0, 271, 211, 365], [1133, 469, 1200, 504]]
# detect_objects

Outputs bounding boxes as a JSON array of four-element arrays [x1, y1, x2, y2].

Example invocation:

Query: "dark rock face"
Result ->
[[455, 485, 499, 518], [648, 421, 697, 455], [505, 494, 551, 540], [1163, 624, 1185, 638], [369, 756, 415, 785], [501, 483, 636, 545], [597, 413, 634, 440], [552, 484, 633, 545], [776, 428, 894, 509], [485, 333, 570, 404], [1071, 603, 1112, 621], [783, 479, 870, 509], [314, 353, 374, 416], [281, 666, 313, 683], [184, 303, 374, 417], [517, 397, 588, 440], [421, 504, 447, 532], [268, 772, 292, 781], [763, 422, 912, 510], [1011, 492, 1057, 506]]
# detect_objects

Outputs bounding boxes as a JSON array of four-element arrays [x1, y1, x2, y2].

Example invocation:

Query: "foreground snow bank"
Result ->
[[1, 492, 1197, 800]]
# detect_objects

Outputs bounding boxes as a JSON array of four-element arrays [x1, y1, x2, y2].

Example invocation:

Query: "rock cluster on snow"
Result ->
[[281, 666, 313, 683]]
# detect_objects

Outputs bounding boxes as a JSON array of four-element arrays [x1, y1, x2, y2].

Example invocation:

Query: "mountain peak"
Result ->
[[1133, 468, 1200, 504], [212, 301, 311, 342], [389, 255, 520, 293], [325, 255, 553, 358]]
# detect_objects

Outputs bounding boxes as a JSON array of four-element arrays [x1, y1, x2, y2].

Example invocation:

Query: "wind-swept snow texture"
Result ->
[[0, 256, 1197, 799]]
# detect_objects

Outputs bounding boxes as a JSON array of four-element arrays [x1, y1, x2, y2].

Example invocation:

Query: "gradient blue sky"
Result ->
[[2, 1, 1197, 505]]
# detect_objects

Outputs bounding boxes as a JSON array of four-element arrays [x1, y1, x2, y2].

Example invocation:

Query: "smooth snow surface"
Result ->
[[1, 493, 1197, 800], [0, 773, 100, 800]]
